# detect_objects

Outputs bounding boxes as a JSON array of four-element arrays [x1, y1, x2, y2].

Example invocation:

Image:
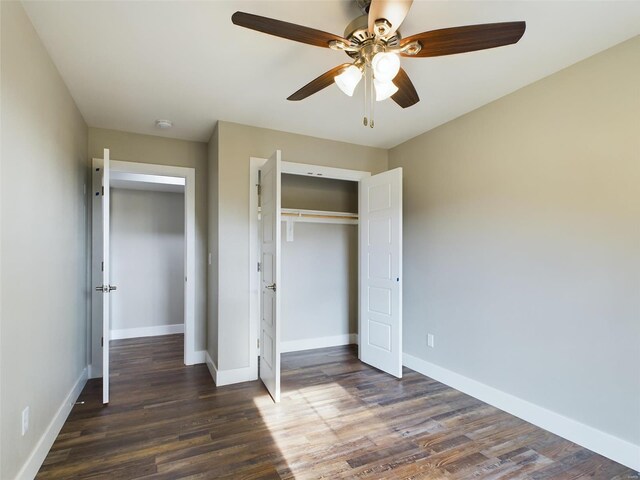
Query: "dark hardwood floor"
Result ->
[[37, 334, 637, 479]]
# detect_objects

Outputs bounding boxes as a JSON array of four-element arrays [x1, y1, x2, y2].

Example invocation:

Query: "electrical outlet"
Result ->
[[427, 334, 435, 348], [21, 406, 29, 436]]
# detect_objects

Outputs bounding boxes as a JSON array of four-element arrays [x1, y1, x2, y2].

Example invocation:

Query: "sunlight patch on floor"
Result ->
[[254, 381, 403, 478]]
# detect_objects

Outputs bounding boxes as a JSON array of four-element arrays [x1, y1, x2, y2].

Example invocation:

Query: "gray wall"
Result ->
[[389, 36, 640, 445], [281, 223, 357, 344], [1, 2, 88, 478], [111, 189, 184, 332], [88, 128, 208, 353], [280, 176, 358, 345], [281, 174, 358, 213], [214, 121, 388, 371], [207, 125, 219, 367]]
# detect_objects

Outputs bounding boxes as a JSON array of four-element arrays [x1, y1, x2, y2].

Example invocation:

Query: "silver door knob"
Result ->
[[265, 283, 276, 292], [95, 285, 117, 293]]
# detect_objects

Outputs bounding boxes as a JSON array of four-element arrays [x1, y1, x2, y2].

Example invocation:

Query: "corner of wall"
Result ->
[[206, 122, 220, 368]]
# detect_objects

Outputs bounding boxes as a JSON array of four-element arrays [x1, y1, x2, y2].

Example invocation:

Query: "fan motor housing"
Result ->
[[343, 14, 401, 59]]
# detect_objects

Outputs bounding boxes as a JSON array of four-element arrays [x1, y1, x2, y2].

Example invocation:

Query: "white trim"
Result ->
[[110, 323, 184, 340], [281, 161, 371, 181], [92, 159, 197, 367], [281, 334, 358, 353], [216, 366, 257, 387], [403, 353, 640, 471], [205, 350, 218, 385], [15, 368, 87, 480], [110, 171, 185, 186], [204, 351, 257, 387]]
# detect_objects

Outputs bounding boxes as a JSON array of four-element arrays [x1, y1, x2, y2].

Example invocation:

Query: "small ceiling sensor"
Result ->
[[155, 119, 173, 129]]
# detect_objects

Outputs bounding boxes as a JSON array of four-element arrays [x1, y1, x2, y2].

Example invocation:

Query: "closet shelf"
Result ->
[[281, 208, 358, 225]]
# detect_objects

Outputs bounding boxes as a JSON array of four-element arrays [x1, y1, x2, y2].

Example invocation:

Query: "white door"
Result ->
[[359, 168, 403, 377], [94, 148, 114, 404], [260, 150, 282, 402]]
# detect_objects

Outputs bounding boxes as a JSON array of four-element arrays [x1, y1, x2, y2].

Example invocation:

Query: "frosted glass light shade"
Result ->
[[374, 78, 399, 101], [335, 65, 363, 96], [372, 52, 400, 82]]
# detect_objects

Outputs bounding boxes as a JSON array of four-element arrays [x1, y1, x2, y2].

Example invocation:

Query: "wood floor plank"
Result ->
[[36, 335, 638, 479]]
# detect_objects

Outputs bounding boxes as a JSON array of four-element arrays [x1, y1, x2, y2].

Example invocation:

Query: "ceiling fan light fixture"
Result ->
[[334, 65, 362, 97], [374, 78, 398, 101], [371, 52, 400, 82]]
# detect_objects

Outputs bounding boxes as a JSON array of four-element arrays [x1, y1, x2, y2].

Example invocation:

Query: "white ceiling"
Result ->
[[110, 172, 185, 193], [23, 1, 640, 149]]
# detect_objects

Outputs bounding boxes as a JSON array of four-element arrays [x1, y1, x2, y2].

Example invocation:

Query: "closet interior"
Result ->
[[279, 173, 359, 356]]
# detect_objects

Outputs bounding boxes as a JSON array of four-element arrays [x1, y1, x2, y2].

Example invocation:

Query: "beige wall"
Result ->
[[281, 223, 358, 344], [88, 128, 208, 356], [215, 121, 388, 370], [207, 125, 219, 367], [110, 189, 184, 331], [389, 36, 640, 445], [1, 2, 88, 478]]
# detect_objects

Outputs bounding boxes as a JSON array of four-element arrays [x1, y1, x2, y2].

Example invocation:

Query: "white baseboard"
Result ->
[[216, 365, 257, 386], [205, 350, 218, 385], [208, 335, 358, 388], [110, 323, 184, 340], [204, 351, 256, 387], [16, 367, 88, 480], [281, 333, 358, 353], [403, 353, 640, 472]]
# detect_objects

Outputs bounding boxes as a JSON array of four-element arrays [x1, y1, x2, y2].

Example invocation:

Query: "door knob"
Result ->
[[95, 285, 117, 293], [265, 283, 276, 292]]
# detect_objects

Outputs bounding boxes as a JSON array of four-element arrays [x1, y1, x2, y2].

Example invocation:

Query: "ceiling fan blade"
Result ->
[[400, 22, 526, 57], [368, 0, 413, 37], [232, 12, 348, 48], [391, 68, 419, 108], [288, 64, 352, 101]]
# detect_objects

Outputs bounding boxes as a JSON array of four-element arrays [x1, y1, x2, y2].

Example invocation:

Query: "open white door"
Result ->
[[98, 148, 113, 404], [359, 168, 403, 378], [259, 150, 282, 402]]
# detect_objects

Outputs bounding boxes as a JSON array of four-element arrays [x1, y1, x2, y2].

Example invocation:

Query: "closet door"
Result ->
[[260, 150, 282, 402], [359, 168, 403, 378]]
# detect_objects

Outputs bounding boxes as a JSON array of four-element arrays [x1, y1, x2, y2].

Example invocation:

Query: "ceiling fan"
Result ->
[[232, 0, 525, 127]]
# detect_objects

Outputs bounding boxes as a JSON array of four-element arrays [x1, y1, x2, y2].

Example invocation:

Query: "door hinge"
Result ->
[[101, 336, 103, 347], [101, 261, 104, 272], [257, 262, 261, 272], [257, 338, 260, 349], [101, 186, 104, 196]]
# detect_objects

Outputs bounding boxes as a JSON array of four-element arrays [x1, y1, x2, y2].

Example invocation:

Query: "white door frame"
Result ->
[[248, 157, 370, 379], [90, 159, 197, 371]]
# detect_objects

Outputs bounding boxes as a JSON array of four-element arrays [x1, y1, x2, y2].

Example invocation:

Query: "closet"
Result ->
[[254, 150, 404, 402]]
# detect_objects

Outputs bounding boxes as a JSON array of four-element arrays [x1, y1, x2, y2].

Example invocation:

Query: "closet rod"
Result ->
[[282, 213, 358, 221]]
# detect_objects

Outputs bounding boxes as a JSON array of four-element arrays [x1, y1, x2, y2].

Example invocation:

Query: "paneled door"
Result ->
[[260, 150, 282, 402], [359, 168, 403, 377], [92, 148, 115, 404]]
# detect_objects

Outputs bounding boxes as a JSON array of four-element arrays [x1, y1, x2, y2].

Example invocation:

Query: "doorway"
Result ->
[[249, 153, 404, 403], [90, 151, 197, 404]]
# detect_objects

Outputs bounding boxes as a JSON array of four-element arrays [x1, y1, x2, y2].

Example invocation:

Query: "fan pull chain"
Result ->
[[370, 68, 375, 129], [363, 64, 368, 127], [362, 64, 375, 128]]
